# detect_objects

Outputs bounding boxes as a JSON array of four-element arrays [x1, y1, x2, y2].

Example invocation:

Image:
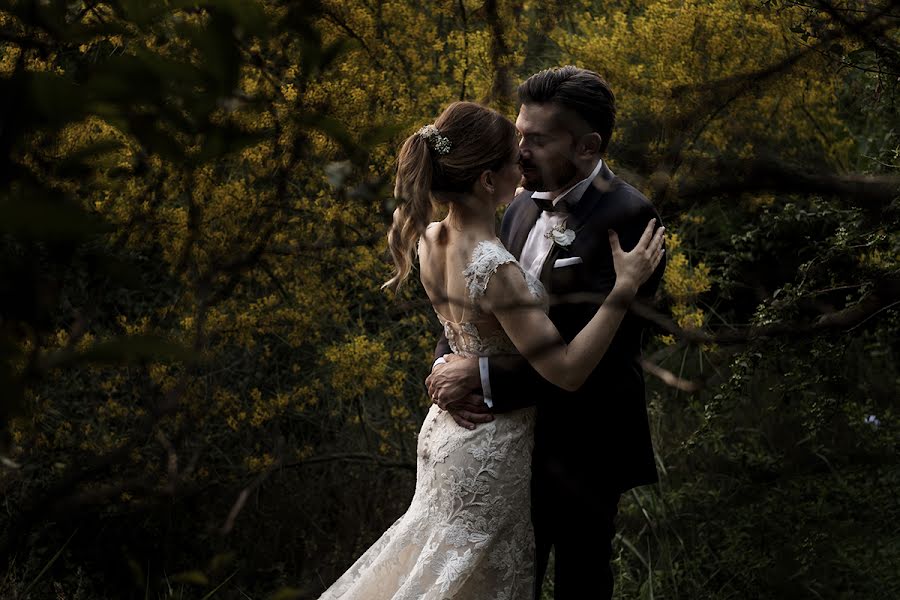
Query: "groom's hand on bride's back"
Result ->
[[441, 394, 493, 430], [426, 355, 493, 430], [426, 354, 479, 402]]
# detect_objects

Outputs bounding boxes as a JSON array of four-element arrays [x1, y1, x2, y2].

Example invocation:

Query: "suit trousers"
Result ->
[[531, 466, 621, 600]]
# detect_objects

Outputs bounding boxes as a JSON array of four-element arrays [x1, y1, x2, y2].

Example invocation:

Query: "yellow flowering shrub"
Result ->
[[3, 2, 896, 599]]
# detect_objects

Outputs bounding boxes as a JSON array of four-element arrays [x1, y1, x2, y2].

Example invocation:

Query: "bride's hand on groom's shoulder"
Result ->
[[609, 219, 665, 294]]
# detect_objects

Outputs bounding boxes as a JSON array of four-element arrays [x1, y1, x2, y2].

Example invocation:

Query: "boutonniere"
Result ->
[[545, 223, 575, 248]]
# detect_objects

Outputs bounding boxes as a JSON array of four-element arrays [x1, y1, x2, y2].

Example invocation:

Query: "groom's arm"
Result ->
[[430, 350, 541, 415], [428, 333, 495, 428], [482, 354, 552, 412], [430, 310, 544, 414]]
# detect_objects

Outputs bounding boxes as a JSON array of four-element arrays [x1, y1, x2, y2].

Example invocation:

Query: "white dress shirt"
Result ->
[[519, 158, 604, 279]]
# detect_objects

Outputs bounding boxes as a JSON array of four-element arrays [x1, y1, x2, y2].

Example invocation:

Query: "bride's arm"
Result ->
[[485, 266, 637, 392], [485, 222, 664, 392]]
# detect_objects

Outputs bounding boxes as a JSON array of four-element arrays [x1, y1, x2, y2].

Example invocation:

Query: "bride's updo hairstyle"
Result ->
[[383, 101, 517, 292]]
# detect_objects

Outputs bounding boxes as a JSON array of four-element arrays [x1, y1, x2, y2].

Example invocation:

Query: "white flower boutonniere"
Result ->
[[545, 223, 575, 248]]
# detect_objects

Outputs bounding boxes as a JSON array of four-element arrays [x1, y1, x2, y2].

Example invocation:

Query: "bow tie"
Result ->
[[532, 196, 570, 213]]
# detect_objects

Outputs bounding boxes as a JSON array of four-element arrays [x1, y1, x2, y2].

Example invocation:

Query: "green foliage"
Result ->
[[0, 0, 897, 598]]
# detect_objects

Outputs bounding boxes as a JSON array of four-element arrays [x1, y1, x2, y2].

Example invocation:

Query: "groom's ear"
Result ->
[[577, 132, 602, 158]]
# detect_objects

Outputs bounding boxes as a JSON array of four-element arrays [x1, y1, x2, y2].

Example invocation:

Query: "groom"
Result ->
[[426, 66, 666, 599]]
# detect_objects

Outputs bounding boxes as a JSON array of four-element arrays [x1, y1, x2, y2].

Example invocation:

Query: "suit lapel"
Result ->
[[539, 242, 561, 290]]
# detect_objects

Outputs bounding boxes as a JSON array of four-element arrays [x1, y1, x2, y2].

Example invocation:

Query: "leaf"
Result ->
[[28, 72, 86, 126], [846, 48, 875, 64], [172, 570, 209, 586], [117, 0, 199, 28], [216, 0, 269, 37], [206, 551, 237, 574], [199, 569, 238, 600], [280, 3, 323, 48], [59, 21, 132, 45], [180, 10, 241, 96], [125, 115, 186, 161], [358, 122, 407, 152], [131, 46, 209, 89], [0, 360, 25, 445], [78, 335, 193, 364], [88, 253, 146, 289], [7, 0, 66, 35], [195, 126, 271, 163], [87, 54, 165, 105], [126, 558, 144, 589], [268, 587, 304, 600], [54, 140, 129, 178], [298, 113, 356, 156], [0, 194, 111, 240], [22, 529, 79, 596], [316, 39, 351, 75], [299, 38, 349, 82]]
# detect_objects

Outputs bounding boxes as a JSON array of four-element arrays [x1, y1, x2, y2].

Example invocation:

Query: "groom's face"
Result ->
[[515, 103, 578, 193]]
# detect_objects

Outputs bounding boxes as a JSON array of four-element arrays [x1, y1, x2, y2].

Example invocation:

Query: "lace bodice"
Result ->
[[434, 240, 548, 357]]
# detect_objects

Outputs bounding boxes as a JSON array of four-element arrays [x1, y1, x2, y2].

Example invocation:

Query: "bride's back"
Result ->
[[418, 221, 489, 324], [418, 220, 549, 361]]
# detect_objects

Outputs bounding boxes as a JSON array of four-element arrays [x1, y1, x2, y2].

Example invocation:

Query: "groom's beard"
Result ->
[[520, 159, 577, 193]]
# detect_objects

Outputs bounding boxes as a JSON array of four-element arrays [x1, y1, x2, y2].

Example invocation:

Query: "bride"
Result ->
[[317, 101, 664, 599]]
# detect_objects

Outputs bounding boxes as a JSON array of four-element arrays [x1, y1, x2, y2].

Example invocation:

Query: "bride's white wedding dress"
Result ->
[[318, 240, 547, 600]]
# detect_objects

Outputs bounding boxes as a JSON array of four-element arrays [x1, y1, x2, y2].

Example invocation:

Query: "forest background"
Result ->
[[0, 0, 898, 598]]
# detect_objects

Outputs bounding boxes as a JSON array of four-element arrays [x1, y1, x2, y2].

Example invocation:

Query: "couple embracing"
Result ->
[[318, 66, 667, 600]]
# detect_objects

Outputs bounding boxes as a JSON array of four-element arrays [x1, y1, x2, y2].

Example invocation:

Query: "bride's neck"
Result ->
[[446, 196, 496, 239]]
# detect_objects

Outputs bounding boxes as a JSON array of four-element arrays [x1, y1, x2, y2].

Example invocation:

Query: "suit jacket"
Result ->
[[434, 162, 665, 495]]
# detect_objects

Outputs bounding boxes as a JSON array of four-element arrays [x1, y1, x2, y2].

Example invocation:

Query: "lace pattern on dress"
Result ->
[[439, 240, 547, 357], [463, 240, 520, 301], [317, 237, 545, 600]]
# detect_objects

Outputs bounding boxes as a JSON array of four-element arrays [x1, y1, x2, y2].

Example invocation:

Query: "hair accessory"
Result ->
[[416, 124, 452, 156]]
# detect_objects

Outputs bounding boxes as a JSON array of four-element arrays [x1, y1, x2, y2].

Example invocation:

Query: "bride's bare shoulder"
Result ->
[[418, 222, 445, 277], [423, 221, 445, 241], [419, 221, 449, 255]]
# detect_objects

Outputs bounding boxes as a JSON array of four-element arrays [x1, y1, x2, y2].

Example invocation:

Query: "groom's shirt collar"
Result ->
[[530, 157, 603, 207]]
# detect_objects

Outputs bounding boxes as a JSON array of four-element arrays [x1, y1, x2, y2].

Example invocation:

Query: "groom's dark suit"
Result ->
[[434, 162, 665, 599]]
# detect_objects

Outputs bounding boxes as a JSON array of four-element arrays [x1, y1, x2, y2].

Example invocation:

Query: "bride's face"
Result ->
[[491, 141, 523, 207]]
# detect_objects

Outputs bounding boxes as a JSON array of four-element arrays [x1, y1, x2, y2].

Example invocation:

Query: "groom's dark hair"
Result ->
[[518, 66, 616, 154]]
